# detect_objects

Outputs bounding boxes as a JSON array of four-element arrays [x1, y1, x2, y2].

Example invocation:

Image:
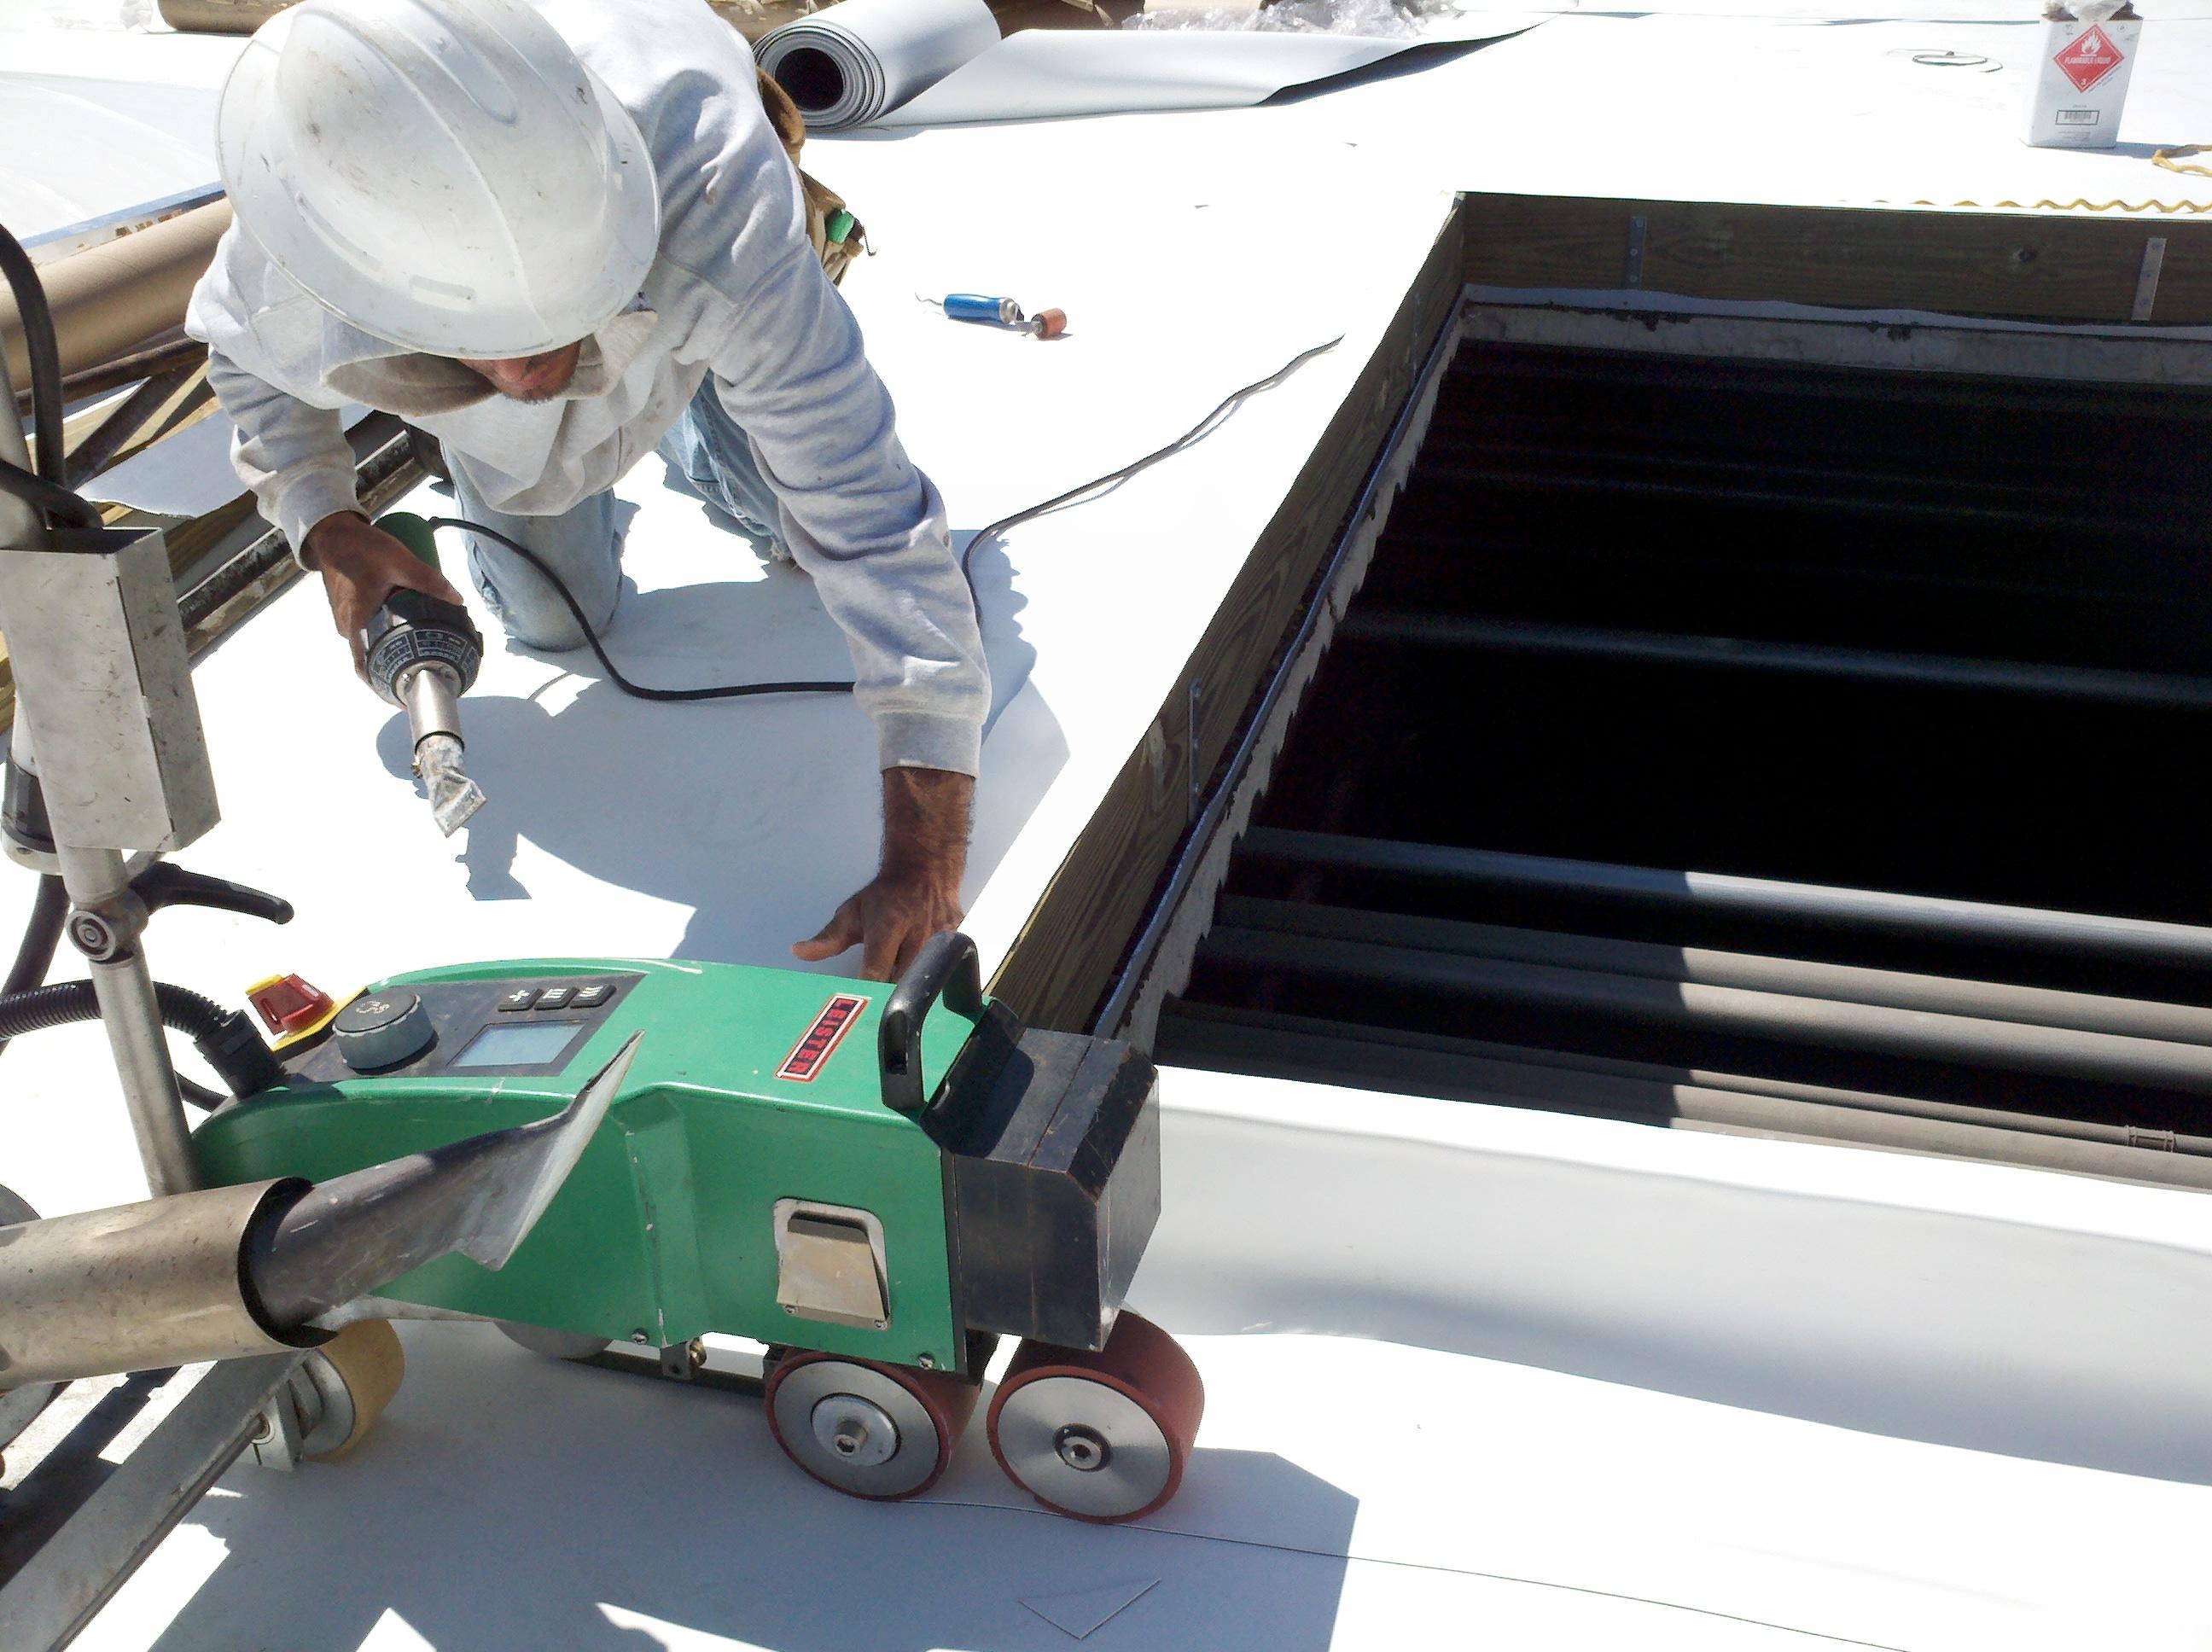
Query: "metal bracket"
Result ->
[[657, 1340, 705, 1381], [1623, 214, 1648, 290], [2132, 236, 2167, 323]]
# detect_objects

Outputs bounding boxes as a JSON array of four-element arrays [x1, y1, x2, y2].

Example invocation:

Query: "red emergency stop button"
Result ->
[[247, 973, 335, 1036]]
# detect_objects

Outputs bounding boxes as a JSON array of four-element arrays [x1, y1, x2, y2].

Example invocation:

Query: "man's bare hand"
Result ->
[[302, 509, 467, 678], [795, 767, 974, 981]]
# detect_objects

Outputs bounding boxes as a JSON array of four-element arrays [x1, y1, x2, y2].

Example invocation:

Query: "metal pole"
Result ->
[[1418, 454, 2206, 545], [1219, 895, 2212, 1048], [1337, 608, 2212, 713], [1200, 925, 2212, 1096], [1237, 829, 2212, 971], [53, 844, 201, 1196]]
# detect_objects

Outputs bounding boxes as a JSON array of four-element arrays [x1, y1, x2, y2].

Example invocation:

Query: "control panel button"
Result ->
[[569, 983, 614, 1009], [332, 989, 435, 1072], [533, 985, 577, 1011], [247, 973, 336, 1036], [497, 987, 541, 1013]]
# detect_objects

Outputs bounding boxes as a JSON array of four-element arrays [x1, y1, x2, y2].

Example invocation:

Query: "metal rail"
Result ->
[[0, 1355, 303, 1651], [1201, 925, 2212, 1095], [1336, 609, 2212, 712], [1237, 829, 2212, 971], [1415, 457, 2208, 543], [1220, 896, 2212, 1046]]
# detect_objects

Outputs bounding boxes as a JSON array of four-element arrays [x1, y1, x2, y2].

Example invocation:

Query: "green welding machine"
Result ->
[[195, 933, 1202, 1521]]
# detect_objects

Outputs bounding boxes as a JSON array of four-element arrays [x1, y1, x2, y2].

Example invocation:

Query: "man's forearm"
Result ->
[[793, 767, 974, 978], [881, 766, 972, 881]]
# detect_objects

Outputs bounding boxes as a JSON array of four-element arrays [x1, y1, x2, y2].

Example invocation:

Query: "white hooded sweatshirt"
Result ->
[[185, 0, 988, 777]]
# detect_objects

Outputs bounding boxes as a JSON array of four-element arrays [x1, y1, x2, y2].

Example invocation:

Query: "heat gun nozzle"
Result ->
[[416, 734, 486, 837], [400, 666, 484, 835]]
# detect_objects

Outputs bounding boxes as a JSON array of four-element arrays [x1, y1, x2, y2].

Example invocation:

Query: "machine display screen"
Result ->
[[446, 1021, 584, 1070]]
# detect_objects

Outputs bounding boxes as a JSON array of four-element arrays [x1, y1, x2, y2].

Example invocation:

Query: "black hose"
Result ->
[[0, 873, 67, 1061], [0, 979, 284, 1100], [3, 875, 63, 998], [0, 218, 70, 503], [0, 454, 102, 529]]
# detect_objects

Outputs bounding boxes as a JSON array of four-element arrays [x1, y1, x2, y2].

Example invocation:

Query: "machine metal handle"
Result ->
[[131, 861, 294, 926], [878, 930, 983, 1116]]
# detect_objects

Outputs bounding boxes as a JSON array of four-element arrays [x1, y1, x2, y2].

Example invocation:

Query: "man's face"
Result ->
[[457, 340, 585, 404]]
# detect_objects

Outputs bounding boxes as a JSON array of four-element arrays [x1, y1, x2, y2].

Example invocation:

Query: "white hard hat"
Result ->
[[216, 0, 660, 358]]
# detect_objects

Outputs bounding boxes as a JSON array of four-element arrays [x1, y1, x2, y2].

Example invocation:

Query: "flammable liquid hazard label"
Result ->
[[2053, 24, 2125, 93]]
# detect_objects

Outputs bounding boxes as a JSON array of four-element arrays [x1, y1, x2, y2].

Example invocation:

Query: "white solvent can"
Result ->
[[2026, 4, 2142, 149]]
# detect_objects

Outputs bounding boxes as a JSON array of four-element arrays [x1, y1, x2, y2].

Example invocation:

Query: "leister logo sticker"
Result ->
[[777, 993, 867, 1082], [2053, 24, 2124, 92]]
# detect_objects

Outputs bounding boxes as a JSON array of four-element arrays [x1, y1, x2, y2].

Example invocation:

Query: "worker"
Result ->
[[185, 0, 988, 980]]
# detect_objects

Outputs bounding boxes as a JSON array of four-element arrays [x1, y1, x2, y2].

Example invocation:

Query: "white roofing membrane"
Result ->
[[5, 7, 2212, 1648]]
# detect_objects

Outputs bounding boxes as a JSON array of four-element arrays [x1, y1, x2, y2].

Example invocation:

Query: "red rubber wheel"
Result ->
[[987, 1311, 1203, 1522], [764, 1352, 978, 1501]]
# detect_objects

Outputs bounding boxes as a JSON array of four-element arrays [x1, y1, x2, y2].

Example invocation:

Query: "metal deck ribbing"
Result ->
[[1160, 341, 2212, 1185]]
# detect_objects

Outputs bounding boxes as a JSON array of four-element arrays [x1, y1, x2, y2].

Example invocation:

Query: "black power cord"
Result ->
[[0, 221, 80, 1064], [422, 515, 854, 701], [0, 219, 98, 530], [416, 334, 1342, 704], [0, 455, 101, 529]]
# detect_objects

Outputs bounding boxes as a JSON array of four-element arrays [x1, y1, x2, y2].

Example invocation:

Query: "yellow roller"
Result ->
[[305, 1320, 406, 1461]]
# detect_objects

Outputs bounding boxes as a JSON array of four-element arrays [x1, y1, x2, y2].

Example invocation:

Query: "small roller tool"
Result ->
[[920, 292, 1068, 340], [360, 512, 486, 836]]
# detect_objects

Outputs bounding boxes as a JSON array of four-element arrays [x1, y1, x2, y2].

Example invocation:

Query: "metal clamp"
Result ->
[[877, 931, 983, 1115], [66, 890, 147, 964]]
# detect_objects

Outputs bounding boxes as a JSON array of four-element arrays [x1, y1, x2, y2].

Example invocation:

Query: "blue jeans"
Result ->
[[451, 377, 783, 651]]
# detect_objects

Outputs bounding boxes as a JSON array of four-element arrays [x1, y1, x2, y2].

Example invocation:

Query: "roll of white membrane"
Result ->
[[756, 0, 1003, 132], [871, 21, 1545, 129]]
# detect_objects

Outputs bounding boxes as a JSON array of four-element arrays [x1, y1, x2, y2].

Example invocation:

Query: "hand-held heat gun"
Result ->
[[359, 512, 486, 836]]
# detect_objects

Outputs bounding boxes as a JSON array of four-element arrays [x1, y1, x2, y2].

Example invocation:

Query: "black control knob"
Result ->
[[333, 989, 434, 1072]]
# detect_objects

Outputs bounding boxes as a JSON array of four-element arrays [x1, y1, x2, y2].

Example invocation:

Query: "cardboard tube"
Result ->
[[156, 0, 291, 32], [2, 201, 232, 393]]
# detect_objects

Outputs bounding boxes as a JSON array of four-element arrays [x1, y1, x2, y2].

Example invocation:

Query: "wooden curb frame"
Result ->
[[1459, 191, 2211, 327], [989, 203, 1468, 1032], [991, 189, 2210, 1033]]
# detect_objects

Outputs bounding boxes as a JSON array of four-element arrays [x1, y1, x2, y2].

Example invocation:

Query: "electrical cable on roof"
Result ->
[[422, 334, 1344, 703], [961, 334, 1343, 580]]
